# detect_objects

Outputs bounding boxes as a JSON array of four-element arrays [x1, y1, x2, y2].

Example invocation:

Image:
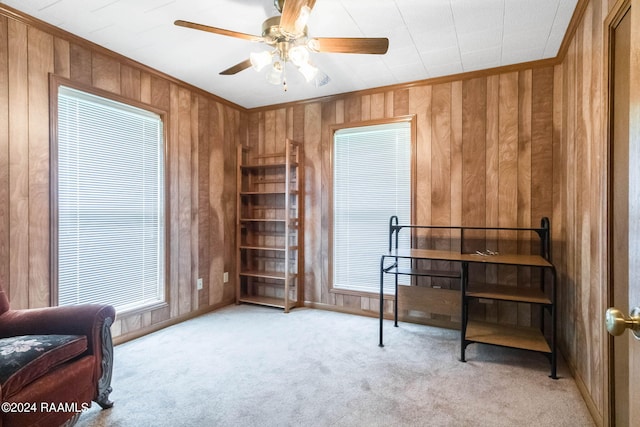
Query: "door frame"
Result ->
[[604, 0, 632, 425]]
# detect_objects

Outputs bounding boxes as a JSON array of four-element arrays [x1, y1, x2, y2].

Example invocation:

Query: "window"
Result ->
[[332, 121, 412, 293], [55, 85, 166, 312]]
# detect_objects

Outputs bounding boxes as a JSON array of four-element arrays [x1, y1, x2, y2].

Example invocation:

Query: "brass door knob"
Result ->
[[605, 306, 640, 338]]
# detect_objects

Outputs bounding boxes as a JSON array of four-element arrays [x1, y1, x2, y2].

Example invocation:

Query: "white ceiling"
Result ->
[[2, 0, 579, 109]]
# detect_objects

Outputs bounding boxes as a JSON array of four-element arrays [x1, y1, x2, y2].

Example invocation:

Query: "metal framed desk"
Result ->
[[378, 217, 557, 379]]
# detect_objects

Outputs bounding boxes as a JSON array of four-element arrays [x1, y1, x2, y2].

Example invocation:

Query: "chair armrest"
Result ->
[[0, 304, 115, 356]]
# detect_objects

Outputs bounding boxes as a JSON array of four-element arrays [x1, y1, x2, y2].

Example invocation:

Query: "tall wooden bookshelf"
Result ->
[[236, 139, 304, 312]]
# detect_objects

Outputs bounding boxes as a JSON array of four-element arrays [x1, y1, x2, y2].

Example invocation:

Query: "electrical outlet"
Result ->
[[197, 278, 203, 290], [223, 272, 229, 283]]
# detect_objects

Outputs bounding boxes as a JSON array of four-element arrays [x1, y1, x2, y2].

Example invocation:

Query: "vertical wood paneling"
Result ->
[[168, 84, 181, 318], [371, 92, 385, 120], [190, 95, 199, 311], [410, 85, 433, 287], [450, 81, 463, 237], [92, 52, 120, 94], [53, 37, 70, 78], [303, 103, 322, 303], [140, 72, 151, 104], [587, 2, 604, 413], [223, 106, 239, 303], [321, 101, 335, 305], [431, 84, 452, 288], [431, 83, 452, 229], [517, 70, 532, 326], [497, 72, 519, 325], [0, 17, 9, 293], [410, 85, 432, 229], [150, 76, 170, 111], [361, 94, 371, 121], [553, 0, 608, 421], [121, 65, 141, 101], [69, 43, 91, 84], [462, 78, 487, 229], [178, 87, 192, 316], [198, 96, 210, 308], [208, 101, 224, 306], [462, 78, 487, 319], [8, 19, 29, 307], [345, 97, 360, 123], [531, 68, 554, 221], [27, 26, 53, 308], [485, 74, 500, 322], [394, 88, 409, 116], [575, 3, 589, 385]]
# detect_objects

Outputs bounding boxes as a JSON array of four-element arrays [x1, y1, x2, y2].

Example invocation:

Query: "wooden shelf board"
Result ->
[[466, 284, 551, 304], [240, 162, 298, 170], [254, 152, 285, 158], [240, 191, 286, 195], [465, 320, 550, 353], [240, 270, 286, 280], [240, 218, 286, 223], [238, 295, 298, 310], [239, 245, 286, 251], [241, 163, 285, 169]]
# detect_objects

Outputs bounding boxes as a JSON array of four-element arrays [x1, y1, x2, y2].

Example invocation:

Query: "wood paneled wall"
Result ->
[[0, 7, 243, 341], [247, 66, 557, 325], [553, 0, 616, 424]]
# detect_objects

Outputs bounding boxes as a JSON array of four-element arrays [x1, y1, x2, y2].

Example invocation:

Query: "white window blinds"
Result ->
[[333, 122, 411, 293], [56, 86, 165, 312]]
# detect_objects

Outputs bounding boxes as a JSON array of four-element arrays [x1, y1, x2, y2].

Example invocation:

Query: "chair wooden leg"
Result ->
[[95, 317, 114, 409]]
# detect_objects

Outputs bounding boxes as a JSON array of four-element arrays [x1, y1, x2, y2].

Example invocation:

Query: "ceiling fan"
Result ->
[[175, 0, 389, 90]]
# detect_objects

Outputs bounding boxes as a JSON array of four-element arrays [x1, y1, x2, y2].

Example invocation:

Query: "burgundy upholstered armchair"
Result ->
[[0, 287, 115, 427]]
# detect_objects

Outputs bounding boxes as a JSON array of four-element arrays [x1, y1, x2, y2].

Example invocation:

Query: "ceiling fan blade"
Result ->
[[174, 20, 264, 42], [220, 59, 253, 75], [308, 37, 389, 55], [280, 0, 317, 36]]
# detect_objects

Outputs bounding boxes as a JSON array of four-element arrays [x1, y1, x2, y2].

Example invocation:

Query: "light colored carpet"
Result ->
[[77, 305, 594, 427]]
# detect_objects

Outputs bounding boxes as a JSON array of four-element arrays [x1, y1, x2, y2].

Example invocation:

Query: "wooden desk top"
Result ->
[[384, 248, 553, 268]]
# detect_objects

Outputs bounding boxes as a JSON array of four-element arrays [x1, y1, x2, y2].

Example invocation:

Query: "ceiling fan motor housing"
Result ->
[[262, 16, 308, 43]]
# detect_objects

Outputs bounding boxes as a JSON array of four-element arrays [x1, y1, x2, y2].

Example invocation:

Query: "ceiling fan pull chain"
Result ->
[[283, 61, 288, 91]]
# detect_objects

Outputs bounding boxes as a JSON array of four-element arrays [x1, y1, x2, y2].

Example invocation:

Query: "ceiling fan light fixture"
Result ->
[[298, 62, 318, 82], [250, 50, 273, 71], [288, 45, 309, 67], [266, 61, 283, 85]]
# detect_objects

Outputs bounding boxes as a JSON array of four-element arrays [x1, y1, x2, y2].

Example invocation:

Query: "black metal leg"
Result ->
[[550, 268, 557, 379], [379, 256, 384, 347], [460, 262, 468, 363], [394, 271, 399, 327]]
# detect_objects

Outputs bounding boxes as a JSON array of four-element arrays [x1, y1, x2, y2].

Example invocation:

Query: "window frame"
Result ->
[[49, 75, 170, 314], [329, 115, 417, 297]]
